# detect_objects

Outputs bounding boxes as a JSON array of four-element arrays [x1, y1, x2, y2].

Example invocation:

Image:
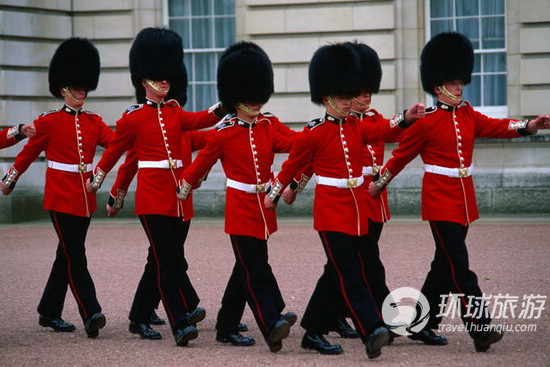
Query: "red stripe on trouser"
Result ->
[[231, 236, 269, 332], [141, 217, 176, 328], [320, 232, 366, 336], [430, 222, 478, 326], [51, 212, 88, 319], [356, 251, 383, 320], [178, 289, 188, 310]]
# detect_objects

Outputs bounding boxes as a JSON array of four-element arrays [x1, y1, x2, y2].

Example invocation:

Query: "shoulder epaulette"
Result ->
[[366, 108, 379, 116], [81, 109, 99, 116], [306, 118, 324, 130], [459, 100, 471, 107], [40, 108, 61, 116], [262, 111, 275, 118], [216, 119, 235, 131], [165, 99, 181, 108], [425, 106, 437, 114], [125, 104, 143, 114]]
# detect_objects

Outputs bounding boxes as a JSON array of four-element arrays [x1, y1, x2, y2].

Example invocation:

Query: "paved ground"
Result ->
[[0, 216, 548, 366]]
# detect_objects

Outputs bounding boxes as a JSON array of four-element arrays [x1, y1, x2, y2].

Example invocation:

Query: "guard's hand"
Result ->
[[368, 182, 381, 198], [86, 178, 97, 193], [21, 124, 36, 138], [282, 187, 297, 205], [529, 114, 550, 131], [0, 181, 12, 196], [405, 103, 425, 122], [106, 204, 120, 218], [264, 195, 277, 210]]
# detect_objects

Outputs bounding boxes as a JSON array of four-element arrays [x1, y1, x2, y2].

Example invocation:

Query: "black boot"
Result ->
[[333, 318, 359, 338], [408, 328, 448, 345], [301, 331, 343, 354]]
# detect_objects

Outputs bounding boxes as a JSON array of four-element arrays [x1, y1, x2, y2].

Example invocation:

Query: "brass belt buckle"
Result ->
[[169, 160, 177, 169], [347, 178, 357, 188], [255, 184, 265, 193], [78, 163, 87, 173], [372, 166, 380, 174], [458, 168, 468, 177]]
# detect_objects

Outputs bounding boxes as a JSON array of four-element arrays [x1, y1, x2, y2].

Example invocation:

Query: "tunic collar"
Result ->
[[145, 99, 165, 109], [325, 113, 346, 124], [63, 105, 82, 115]]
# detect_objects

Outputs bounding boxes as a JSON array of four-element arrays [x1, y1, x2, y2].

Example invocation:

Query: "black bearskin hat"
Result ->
[[309, 43, 361, 104], [348, 41, 382, 94], [129, 27, 185, 103], [217, 41, 274, 114], [420, 32, 474, 95], [48, 37, 100, 98]]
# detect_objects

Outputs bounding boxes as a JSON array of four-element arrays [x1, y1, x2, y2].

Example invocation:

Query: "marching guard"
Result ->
[[369, 32, 550, 352], [178, 41, 297, 352], [86, 27, 223, 346], [1, 38, 111, 338]]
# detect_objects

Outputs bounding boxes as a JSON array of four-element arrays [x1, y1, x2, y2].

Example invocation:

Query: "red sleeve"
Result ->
[[382, 120, 427, 181], [470, 108, 522, 139], [187, 129, 215, 152], [274, 130, 314, 187], [109, 150, 137, 196], [96, 115, 134, 174], [0, 126, 23, 149], [271, 117, 296, 154], [98, 119, 114, 149], [180, 131, 223, 186], [178, 109, 222, 131], [12, 117, 48, 176]]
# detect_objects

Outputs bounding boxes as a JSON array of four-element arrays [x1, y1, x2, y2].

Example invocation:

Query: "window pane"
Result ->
[[215, 18, 236, 48], [482, 16, 505, 49], [456, 0, 478, 17], [194, 83, 217, 111], [481, 0, 505, 15], [192, 18, 213, 48], [473, 53, 481, 73], [463, 75, 481, 106], [431, 20, 453, 36], [184, 53, 193, 80], [191, 0, 211, 16], [186, 84, 195, 110], [431, 0, 453, 18], [194, 53, 216, 81], [483, 74, 506, 105], [215, 0, 235, 15], [169, 0, 189, 16], [456, 18, 479, 48], [170, 19, 190, 49], [483, 53, 506, 72]]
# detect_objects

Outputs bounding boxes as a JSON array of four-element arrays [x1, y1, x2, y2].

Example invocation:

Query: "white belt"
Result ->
[[316, 175, 364, 188], [226, 178, 269, 194], [138, 159, 183, 169], [48, 160, 92, 173], [424, 164, 473, 178], [362, 166, 380, 176]]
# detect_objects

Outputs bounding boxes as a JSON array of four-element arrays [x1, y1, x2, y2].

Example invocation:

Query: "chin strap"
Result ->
[[145, 80, 170, 93], [437, 85, 462, 102], [62, 87, 86, 103], [326, 96, 349, 117], [236, 103, 262, 116]]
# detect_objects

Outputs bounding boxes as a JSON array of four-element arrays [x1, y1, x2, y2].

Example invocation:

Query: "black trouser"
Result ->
[[301, 231, 383, 337], [129, 215, 199, 332], [215, 235, 285, 340], [422, 221, 491, 336], [37, 211, 101, 322]]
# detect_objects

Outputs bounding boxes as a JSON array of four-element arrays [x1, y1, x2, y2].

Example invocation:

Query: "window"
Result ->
[[165, 0, 236, 111], [427, 0, 507, 117]]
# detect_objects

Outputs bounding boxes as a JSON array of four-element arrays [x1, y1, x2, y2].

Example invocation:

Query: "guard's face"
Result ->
[[352, 90, 372, 112], [143, 79, 170, 101], [236, 102, 263, 121], [435, 79, 463, 106], [324, 95, 352, 118], [61, 86, 87, 109]]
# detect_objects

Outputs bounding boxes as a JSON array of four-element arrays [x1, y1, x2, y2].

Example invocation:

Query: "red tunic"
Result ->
[[95, 99, 220, 218], [12, 106, 113, 217], [0, 125, 26, 149], [180, 113, 295, 240], [382, 101, 525, 225], [351, 109, 404, 223], [109, 129, 212, 220], [275, 113, 403, 236]]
